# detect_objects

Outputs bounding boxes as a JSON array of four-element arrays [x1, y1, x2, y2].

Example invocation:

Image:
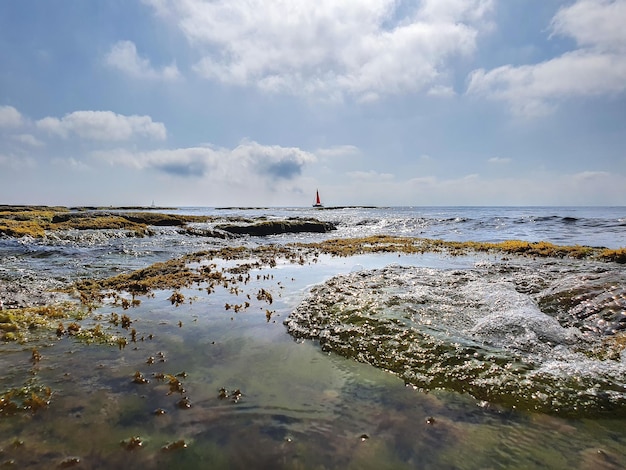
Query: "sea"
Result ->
[[0, 206, 625, 469]]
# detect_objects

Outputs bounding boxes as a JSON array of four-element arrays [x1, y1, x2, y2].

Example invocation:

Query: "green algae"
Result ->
[[0, 206, 215, 239], [0, 300, 137, 351], [599, 247, 626, 263], [0, 220, 47, 238], [0, 303, 86, 343], [0, 209, 146, 238], [0, 382, 52, 415], [52, 215, 150, 236], [298, 235, 620, 262]]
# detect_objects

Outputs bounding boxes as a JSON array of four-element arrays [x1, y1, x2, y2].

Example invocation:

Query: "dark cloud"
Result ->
[[261, 158, 303, 179], [156, 160, 207, 177]]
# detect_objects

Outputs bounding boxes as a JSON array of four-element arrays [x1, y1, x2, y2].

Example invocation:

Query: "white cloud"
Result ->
[[12, 134, 44, 147], [93, 140, 316, 182], [572, 170, 613, 182], [143, 0, 494, 100], [0, 153, 36, 170], [347, 170, 394, 181], [316, 145, 361, 158], [419, 0, 494, 23], [52, 157, 92, 171], [36, 110, 167, 141], [466, 0, 626, 116], [105, 40, 181, 81], [427, 85, 456, 97], [408, 175, 437, 185], [467, 50, 626, 116], [0, 105, 22, 128], [488, 156, 511, 164], [550, 0, 626, 52]]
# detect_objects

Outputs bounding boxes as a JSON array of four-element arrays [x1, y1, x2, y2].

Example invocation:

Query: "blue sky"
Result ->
[[1, 0, 625, 207]]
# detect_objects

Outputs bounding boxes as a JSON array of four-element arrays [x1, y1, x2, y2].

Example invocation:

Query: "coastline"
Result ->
[[1, 207, 624, 341], [1, 206, 626, 468]]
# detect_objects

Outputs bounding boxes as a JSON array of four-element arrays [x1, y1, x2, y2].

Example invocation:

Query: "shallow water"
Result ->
[[0, 252, 625, 468], [1, 206, 625, 468]]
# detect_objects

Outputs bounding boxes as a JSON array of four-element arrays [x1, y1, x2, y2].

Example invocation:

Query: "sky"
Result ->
[[1, 0, 625, 207]]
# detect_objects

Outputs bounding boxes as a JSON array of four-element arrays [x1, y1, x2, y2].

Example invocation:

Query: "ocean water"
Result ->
[[0, 206, 625, 469], [182, 205, 626, 248]]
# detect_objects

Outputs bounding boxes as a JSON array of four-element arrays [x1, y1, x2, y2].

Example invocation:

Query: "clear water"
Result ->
[[0, 206, 625, 468]]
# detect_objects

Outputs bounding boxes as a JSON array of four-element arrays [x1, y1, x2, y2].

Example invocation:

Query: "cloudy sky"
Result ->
[[1, 0, 625, 207]]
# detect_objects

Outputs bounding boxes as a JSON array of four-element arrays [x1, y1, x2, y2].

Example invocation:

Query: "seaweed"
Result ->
[[599, 248, 626, 264], [0, 206, 214, 239], [0, 303, 86, 343], [297, 236, 619, 262], [0, 385, 52, 415]]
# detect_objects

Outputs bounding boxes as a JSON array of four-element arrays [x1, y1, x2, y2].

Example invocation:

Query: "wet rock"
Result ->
[[179, 227, 231, 239], [285, 264, 626, 416], [216, 219, 336, 236], [0, 279, 64, 310], [537, 272, 626, 335]]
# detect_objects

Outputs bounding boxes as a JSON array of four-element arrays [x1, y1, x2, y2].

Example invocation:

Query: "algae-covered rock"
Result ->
[[122, 212, 199, 226], [285, 264, 626, 416]]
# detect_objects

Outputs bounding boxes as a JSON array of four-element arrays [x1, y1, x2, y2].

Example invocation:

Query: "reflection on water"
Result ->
[[1, 255, 626, 469]]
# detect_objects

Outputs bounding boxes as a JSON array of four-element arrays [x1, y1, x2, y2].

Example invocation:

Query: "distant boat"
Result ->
[[312, 190, 323, 208]]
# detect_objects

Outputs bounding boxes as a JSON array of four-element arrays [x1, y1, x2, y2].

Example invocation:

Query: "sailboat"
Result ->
[[312, 189, 323, 208]]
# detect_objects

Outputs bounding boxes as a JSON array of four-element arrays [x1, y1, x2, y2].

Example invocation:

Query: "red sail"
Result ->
[[313, 190, 322, 207]]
